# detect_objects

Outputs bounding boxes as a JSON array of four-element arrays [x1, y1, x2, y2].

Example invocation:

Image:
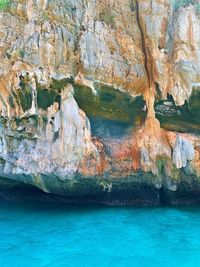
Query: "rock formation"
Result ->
[[1, 0, 200, 205]]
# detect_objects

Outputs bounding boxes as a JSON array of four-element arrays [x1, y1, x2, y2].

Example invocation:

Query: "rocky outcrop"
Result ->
[[1, 0, 200, 205]]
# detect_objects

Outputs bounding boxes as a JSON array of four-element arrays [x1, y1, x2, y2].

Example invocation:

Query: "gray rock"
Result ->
[[172, 135, 195, 169]]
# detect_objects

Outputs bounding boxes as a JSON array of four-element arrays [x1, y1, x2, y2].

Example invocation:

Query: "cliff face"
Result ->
[[1, 0, 200, 205]]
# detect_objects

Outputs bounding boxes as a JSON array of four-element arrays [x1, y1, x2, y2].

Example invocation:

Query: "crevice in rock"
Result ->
[[135, 0, 151, 88], [158, 187, 169, 206], [135, 0, 159, 126], [155, 82, 162, 100]]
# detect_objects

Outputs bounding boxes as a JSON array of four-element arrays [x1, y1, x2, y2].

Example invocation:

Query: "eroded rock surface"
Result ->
[[172, 135, 195, 169], [0, 0, 200, 205]]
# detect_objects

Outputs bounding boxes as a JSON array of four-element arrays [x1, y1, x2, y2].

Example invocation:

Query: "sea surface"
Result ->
[[0, 201, 200, 267]]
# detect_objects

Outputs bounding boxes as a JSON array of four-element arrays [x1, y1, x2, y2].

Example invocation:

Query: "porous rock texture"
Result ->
[[1, 0, 200, 205]]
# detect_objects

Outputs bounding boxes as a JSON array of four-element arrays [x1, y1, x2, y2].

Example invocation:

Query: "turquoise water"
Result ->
[[0, 202, 200, 267]]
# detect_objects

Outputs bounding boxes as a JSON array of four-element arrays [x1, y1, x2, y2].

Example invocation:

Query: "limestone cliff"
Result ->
[[1, 0, 200, 205]]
